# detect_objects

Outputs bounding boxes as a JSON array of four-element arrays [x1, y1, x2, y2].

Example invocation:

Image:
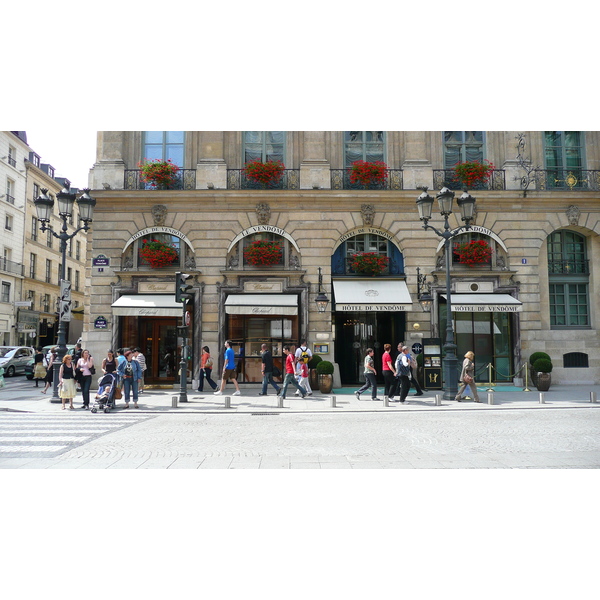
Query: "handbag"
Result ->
[[90, 366, 96, 375], [205, 357, 213, 369], [463, 374, 474, 384], [114, 386, 122, 399], [74, 367, 83, 381]]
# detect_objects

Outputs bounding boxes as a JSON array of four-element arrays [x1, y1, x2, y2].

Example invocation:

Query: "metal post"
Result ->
[[277, 394, 284, 408], [442, 235, 458, 401], [171, 395, 178, 408], [539, 392, 545, 404], [224, 395, 231, 409], [487, 392, 494, 405], [435, 393, 442, 406], [523, 362, 531, 392], [178, 304, 188, 403], [330, 395, 336, 408], [590, 391, 597, 404], [486, 362, 495, 391], [383, 395, 389, 407]]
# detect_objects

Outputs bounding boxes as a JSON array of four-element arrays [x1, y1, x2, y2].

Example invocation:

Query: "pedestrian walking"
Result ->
[[294, 360, 310, 397], [198, 346, 218, 392], [355, 348, 379, 401], [294, 340, 313, 395], [76, 349, 95, 409], [33, 347, 47, 388], [382, 343, 396, 398], [133, 347, 147, 394], [407, 348, 424, 396], [41, 347, 57, 394], [117, 350, 142, 408], [455, 351, 480, 403], [58, 354, 76, 410], [258, 343, 281, 396], [214, 340, 241, 396], [390, 346, 411, 404], [280, 346, 306, 399]]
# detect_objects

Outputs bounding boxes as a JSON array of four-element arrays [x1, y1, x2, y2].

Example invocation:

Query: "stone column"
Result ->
[[197, 132, 227, 189], [300, 131, 330, 189], [402, 132, 432, 190], [90, 131, 126, 190]]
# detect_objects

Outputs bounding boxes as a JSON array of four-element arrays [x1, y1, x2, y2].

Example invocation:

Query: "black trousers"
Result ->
[[409, 367, 423, 394], [383, 370, 396, 397]]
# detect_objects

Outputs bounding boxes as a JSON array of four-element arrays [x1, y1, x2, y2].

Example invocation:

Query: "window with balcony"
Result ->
[[331, 233, 404, 276], [544, 132, 584, 189], [29, 254, 36, 279], [443, 132, 485, 168], [5, 178, 15, 204], [1, 282, 10, 303], [8, 146, 16, 168], [243, 132, 285, 164], [344, 132, 385, 166], [31, 216, 38, 241], [143, 131, 185, 166], [547, 230, 589, 328]]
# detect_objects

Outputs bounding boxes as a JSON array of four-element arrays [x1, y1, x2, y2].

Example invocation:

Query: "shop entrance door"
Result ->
[[140, 318, 178, 384]]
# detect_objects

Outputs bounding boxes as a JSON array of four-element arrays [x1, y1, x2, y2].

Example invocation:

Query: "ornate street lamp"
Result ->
[[416, 186, 476, 400], [416, 266, 433, 312], [34, 187, 96, 402], [315, 267, 329, 313]]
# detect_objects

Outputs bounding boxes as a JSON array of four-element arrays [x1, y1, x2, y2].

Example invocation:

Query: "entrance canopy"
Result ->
[[442, 294, 522, 312], [224, 294, 298, 315], [112, 294, 182, 317], [333, 279, 412, 311]]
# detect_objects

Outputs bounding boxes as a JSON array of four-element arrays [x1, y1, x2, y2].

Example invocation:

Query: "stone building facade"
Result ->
[[86, 131, 600, 388]]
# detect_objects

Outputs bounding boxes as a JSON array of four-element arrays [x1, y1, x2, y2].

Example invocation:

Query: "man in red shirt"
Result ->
[[280, 345, 307, 399]]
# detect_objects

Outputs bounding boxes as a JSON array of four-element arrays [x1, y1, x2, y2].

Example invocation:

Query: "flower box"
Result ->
[[138, 159, 180, 189], [243, 160, 285, 188], [244, 240, 283, 266], [453, 160, 495, 189], [139, 239, 179, 268], [350, 160, 388, 188], [453, 240, 493, 266], [350, 252, 389, 276]]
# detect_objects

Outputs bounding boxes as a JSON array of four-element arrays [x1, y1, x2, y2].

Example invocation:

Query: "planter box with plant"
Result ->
[[453, 240, 493, 266], [243, 160, 285, 188], [316, 360, 334, 393], [350, 160, 388, 188], [243, 240, 283, 266], [350, 252, 390, 276], [453, 160, 495, 189], [138, 158, 180, 189], [139, 239, 179, 268]]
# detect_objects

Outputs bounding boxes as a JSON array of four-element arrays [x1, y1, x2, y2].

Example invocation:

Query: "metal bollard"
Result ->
[[487, 392, 494, 405], [171, 395, 178, 408], [435, 394, 442, 406], [224, 395, 231, 408], [539, 392, 545, 404], [330, 395, 336, 408], [590, 391, 597, 404], [383, 395, 389, 407], [277, 394, 284, 408]]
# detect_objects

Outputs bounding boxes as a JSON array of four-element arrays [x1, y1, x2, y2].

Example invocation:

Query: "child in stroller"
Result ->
[[92, 372, 118, 413]]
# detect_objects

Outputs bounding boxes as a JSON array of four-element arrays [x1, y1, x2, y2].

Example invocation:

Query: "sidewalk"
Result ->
[[1, 384, 599, 414]]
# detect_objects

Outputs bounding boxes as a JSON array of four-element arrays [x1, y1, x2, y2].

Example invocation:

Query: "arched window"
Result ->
[[452, 232, 496, 266], [228, 233, 294, 269], [331, 233, 403, 276], [122, 233, 184, 270], [547, 230, 590, 328]]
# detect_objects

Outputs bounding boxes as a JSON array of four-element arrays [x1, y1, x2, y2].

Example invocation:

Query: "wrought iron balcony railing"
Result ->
[[124, 169, 197, 190], [7, 156, 16, 167], [1, 258, 24, 276], [433, 169, 506, 191], [226, 169, 300, 190], [533, 170, 600, 191], [4, 193, 15, 204], [330, 169, 403, 190], [548, 258, 589, 274]]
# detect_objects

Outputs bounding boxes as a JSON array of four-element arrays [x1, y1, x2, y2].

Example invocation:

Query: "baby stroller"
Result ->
[[91, 373, 118, 413]]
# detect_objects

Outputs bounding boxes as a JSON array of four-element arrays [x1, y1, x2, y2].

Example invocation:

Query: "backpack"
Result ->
[[300, 347, 310, 364]]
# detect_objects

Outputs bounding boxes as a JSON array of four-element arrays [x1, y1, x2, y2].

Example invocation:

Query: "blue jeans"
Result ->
[[281, 373, 305, 398], [198, 368, 217, 391], [123, 377, 138, 402], [261, 371, 281, 395]]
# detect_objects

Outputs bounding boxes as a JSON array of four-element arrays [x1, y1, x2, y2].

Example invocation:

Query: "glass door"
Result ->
[[142, 318, 178, 384]]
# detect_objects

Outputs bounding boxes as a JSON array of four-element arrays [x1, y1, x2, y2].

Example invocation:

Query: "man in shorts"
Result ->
[[214, 340, 241, 396]]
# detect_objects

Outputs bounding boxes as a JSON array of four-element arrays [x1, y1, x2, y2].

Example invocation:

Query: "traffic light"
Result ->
[[175, 272, 193, 303]]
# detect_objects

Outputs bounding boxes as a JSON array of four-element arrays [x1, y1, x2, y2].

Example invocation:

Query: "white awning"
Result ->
[[333, 279, 413, 312], [224, 294, 298, 315], [442, 294, 522, 312], [112, 294, 183, 317]]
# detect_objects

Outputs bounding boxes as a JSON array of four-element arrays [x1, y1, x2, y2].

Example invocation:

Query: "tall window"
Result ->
[[75, 271, 80, 291], [47, 229, 53, 249], [544, 132, 584, 188], [1, 282, 10, 303], [547, 230, 589, 328], [45, 259, 52, 283], [4, 215, 12, 231], [243, 132, 285, 164], [29, 253, 36, 279], [43, 293, 50, 313], [76, 240, 81, 261], [143, 131, 185, 166], [33, 183, 39, 200], [443, 132, 485, 167], [8, 146, 16, 167], [6, 178, 15, 204], [344, 132, 384, 166]]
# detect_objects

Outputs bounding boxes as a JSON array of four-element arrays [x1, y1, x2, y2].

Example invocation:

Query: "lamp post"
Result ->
[[416, 186, 476, 400], [315, 267, 329, 313], [34, 187, 96, 402]]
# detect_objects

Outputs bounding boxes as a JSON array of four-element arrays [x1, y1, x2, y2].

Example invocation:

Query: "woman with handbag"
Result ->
[[33, 347, 47, 388], [58, 354, 76, 410], [455, 351, 480, 403], [76, 349, 95, 409], [197, 346, 218, 392]]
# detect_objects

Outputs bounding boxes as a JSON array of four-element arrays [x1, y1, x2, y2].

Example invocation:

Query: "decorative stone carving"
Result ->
[[496, 255, 508, 270], [256, 203, 271, 225], [566, 205, 580, 226], [361, 204, 375, 226], [151, 204, 168, 226], [289, 254, 300, 270], [228, 254, 239, 270], [185, 255, 196, 269]]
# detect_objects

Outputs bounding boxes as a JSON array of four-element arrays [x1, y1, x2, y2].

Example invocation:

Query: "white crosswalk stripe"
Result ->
[[0, 414, 151, 457]]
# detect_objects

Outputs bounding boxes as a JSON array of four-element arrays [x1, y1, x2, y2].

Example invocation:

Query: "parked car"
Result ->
[[24, 345, 77, 379], [0, 346, 35, 377]]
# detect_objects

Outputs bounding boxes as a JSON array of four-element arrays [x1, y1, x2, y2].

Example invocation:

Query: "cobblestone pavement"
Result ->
[[1, 406, 599, 468]]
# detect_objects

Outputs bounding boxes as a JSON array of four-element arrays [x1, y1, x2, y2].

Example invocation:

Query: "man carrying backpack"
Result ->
[[294, 339, 313, 396]]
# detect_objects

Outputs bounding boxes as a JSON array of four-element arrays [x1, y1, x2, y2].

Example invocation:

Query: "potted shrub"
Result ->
[[350, 160, 388, 188], [350, 252, 390, 276], [243, 240, 283, 266], [316, 360, 334, 393], [533, 357, 553, 391], [453, 160, 495, 189], [453, 240, 493, 266], [308, 354, 322, 390], [139, 239, 179, 268], [529, 352, 551, 387], [138, 158, 180, 189], [244, 160, 285, 188]]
